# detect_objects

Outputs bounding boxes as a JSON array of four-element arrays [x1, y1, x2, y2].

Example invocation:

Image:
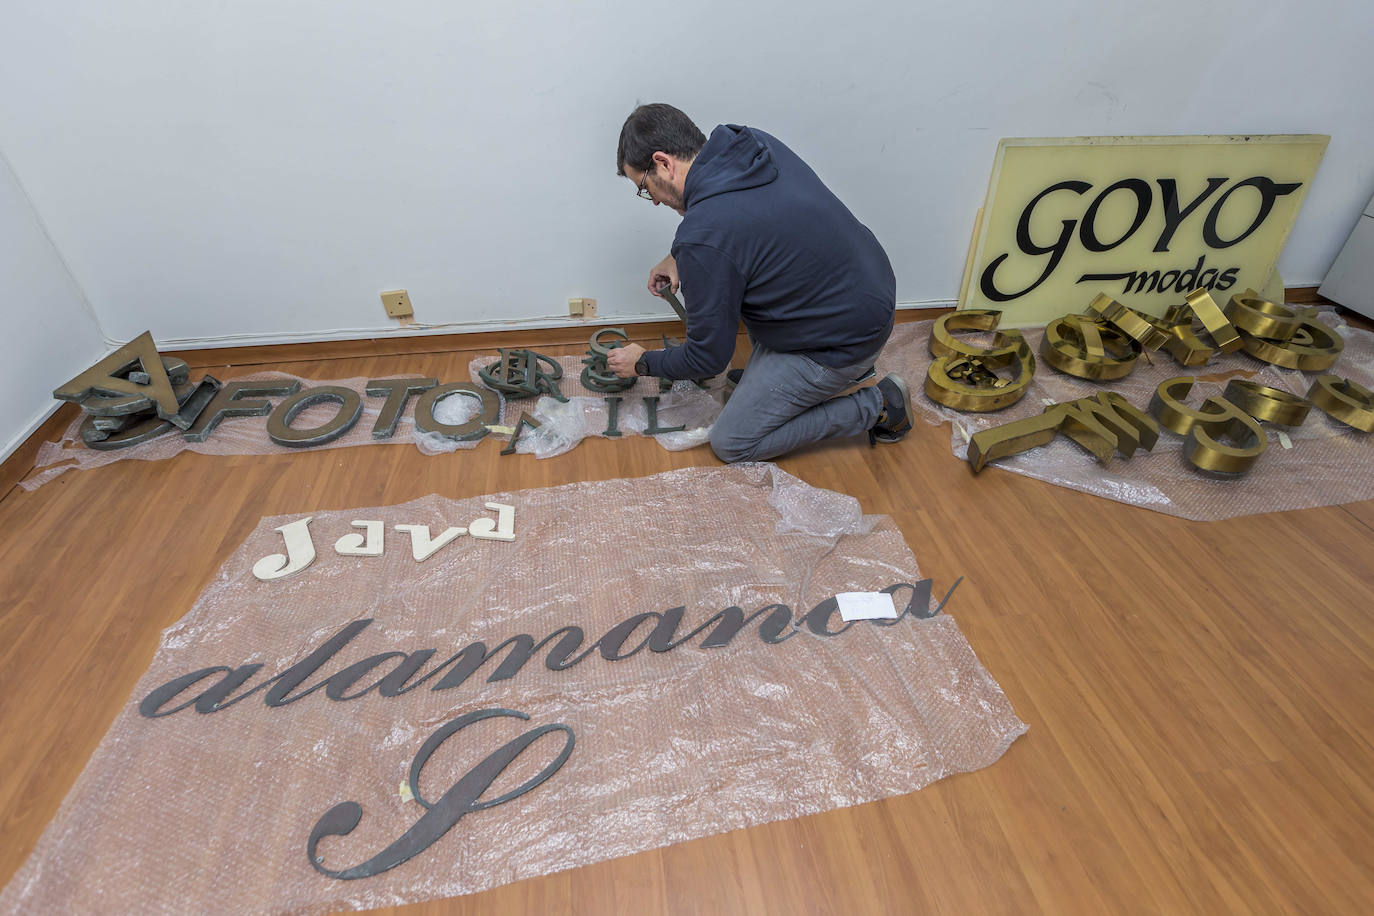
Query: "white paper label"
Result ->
[[837, 592, 899, 622]]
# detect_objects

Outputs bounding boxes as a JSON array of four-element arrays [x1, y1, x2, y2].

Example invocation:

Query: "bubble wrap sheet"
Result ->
[[23, 358, 728, 489], [465, 355, 724, 457], [0, 465, 1025, 915], [874, 307, 1374, 521]]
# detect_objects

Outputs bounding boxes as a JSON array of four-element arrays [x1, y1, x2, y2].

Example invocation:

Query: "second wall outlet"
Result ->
[[381, 290, 414, 319], [569, 297, 597, 318]]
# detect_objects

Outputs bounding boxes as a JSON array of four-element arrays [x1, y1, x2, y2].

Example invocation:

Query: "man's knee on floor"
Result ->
[[709, 424, 763, 463]]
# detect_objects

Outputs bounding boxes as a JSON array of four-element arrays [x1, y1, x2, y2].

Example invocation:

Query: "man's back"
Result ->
[[673, 125, 895, 370]]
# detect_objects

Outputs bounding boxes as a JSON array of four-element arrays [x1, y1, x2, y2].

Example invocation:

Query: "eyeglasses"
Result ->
[[636, 168, 654, 201]]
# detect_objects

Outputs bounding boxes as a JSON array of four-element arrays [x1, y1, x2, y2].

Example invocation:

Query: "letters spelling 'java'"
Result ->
[[252, 505, 518, 580]]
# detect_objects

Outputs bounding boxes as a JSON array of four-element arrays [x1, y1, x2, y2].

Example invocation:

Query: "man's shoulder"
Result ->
[[672, 210, 739, 255]]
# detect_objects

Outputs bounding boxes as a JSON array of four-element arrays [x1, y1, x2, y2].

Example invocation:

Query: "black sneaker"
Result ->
[[726, 368, 745, 387], [869, 374, 914, 446]]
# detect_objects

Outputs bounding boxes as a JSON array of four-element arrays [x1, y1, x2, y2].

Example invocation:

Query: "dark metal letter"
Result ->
[[308, 709, 574, 880]]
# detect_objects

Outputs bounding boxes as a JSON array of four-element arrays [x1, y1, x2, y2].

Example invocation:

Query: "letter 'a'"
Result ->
[[53, 330, 182, 423]]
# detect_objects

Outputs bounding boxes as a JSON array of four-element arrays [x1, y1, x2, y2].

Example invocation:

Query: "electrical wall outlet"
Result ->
[[381, 290, 414, 319], [569, 297, 597, 318]]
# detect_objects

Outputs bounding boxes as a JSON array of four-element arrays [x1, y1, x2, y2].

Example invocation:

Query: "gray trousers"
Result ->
[[709, 340, 885, 462]]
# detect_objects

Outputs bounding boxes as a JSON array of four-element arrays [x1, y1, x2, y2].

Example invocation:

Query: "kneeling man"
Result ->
[[608, 103, 912, 462]]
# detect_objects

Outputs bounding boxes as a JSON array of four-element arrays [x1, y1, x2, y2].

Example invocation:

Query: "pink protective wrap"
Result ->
[[1, 465, 1024, 914]]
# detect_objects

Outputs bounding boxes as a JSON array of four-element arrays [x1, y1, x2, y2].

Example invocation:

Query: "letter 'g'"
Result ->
[[307, 708, 575, 879], [979, 180, 1092, 302]]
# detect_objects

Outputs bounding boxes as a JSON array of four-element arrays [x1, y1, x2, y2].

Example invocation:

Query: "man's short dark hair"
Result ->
[[616, 103, 707, 176]]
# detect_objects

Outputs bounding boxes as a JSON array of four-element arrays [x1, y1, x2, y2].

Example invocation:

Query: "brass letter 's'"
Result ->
[[929, 310, 1029, 369], [925, 310, 1035, 412]]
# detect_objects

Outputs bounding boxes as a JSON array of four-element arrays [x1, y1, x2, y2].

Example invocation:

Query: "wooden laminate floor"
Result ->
[[1, 325, 1372, 915]]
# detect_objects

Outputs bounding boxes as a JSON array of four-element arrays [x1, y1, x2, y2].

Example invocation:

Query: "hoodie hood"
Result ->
[[683, 125, 779, 208]]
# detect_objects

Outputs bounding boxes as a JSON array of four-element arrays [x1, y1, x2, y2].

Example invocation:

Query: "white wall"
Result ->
[[1, 0, 1371, 348], [0, 147, 105, 462]]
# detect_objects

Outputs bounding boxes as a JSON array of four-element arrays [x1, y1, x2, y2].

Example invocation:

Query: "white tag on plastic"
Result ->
[[837, 592, 899, 622]]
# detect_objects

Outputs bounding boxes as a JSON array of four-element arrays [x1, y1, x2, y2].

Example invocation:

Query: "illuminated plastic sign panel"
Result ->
[[963, 135, 1328, 327]]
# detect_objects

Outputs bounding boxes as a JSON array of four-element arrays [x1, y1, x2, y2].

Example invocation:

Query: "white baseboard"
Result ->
[[3, 342, 113, 467], [127, 300, 956, 352], [2, 400, 64, 467], [141, 312, 680, 351], [898, 299, 957, 311]]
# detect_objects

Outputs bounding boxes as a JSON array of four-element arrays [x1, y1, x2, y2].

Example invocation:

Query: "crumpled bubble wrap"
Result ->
[[873, 307, 1374, 520], [466, 355, 723, 458], [0, 464, 1025, 915], [410, 386, 505, 455]]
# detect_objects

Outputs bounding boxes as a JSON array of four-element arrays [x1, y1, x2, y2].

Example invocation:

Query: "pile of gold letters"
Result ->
[[922, 291, 1374, 474]]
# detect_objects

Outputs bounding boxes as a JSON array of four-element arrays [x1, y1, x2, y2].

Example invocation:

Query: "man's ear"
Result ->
[[652, 151, 673, 177]]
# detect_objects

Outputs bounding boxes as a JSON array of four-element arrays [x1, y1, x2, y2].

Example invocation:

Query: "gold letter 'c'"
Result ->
[[1306, 375, 1374, 432], [1041, 315, 1141, 380], [1238, 317, 1344, 371], [1221, 379, 1311, 427]]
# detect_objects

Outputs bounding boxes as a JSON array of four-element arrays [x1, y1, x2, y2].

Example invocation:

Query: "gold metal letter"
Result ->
[[1306, 375, 1374, 432], [1222, 379, 1311, 426]]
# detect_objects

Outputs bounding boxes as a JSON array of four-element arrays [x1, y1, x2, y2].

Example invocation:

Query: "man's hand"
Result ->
[[607, 342, 646, 378], [647, 255, 679, 296]]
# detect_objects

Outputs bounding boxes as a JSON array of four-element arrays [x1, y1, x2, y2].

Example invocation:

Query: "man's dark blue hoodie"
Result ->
[[639, 124, 896, 380]]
